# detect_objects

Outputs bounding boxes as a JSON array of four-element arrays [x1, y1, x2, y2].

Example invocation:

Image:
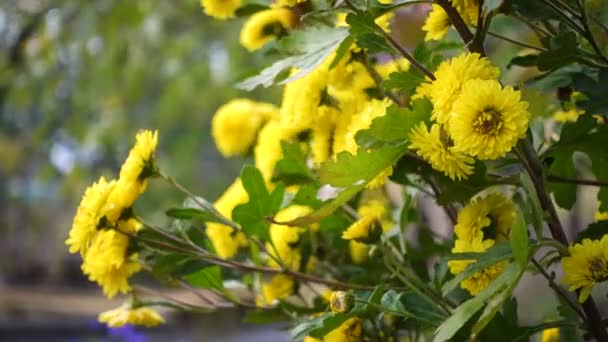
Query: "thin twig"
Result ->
[[575, 0, 608, 64], [485, 30, 547, 52], [547, 174, 608, 187]]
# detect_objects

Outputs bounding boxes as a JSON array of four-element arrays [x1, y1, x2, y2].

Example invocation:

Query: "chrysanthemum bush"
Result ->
[[66, 0, 608, 340]]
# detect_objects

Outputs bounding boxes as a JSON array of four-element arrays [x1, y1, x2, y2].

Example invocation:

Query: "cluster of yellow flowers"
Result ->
[[409, 52, 530, 180], [66, 130, 163, 327], [448, 193, 515, 294]]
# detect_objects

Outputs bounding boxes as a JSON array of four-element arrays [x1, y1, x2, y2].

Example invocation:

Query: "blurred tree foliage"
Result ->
[[0, 0, 279, 282]]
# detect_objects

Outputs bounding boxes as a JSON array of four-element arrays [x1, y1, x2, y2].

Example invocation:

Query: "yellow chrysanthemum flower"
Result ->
[[212, 99, 278, 157], [324, 317, 364, 342], [66, 177, 116, 255], [104, 130, 158, 222], [206, 178, 249, 258], [408, 122, 475, 180], [449, 79, 530, 160], [562, 235, 608, 303], [342, 200, 389, 243], [240, 8, 297, 51], [452, 0, 479, 24], [448, 193, 514, 294], [449, 238, 508, 295], [257, 274, 295, 306], [267, 205, 311, 270], [430, 53, 500, 125], [453, 192, 515, 244], [541, 327, 560, 342], [412, 78, 433, 100], [82, 228, 142, 298], [311, 106, 339, 166], [254, 120, 297, 181], [280, 64, 330, 132], [375, 57, 411, 78], [349, 241, 370, 264], [98, 304, 165, 328], [200, 0, 241, 19], [553, 108, 583, 123], [422, 5, 450, 41]]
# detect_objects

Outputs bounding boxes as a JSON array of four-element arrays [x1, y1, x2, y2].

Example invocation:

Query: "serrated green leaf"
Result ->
[[236, 26, 349, 90], [355, 33, 392, 53], [184, 265, 224, 291], [537, 30, 578, 71], [355, 99, 432, 149], [434, 263, 521, 342], [383, 69, 425, 93], [571, 68, 608, 114], [510, 207, 529, 268], [320, 145, 406, 187], [272, 141, 316, 185], [233, 165, 285, 239]]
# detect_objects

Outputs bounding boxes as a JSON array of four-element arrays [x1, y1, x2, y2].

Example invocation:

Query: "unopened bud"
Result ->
[[330, 291, 354, 313]]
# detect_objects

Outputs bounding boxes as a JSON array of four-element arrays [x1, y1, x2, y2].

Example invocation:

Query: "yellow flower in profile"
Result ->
[[267, 205, 311, 270], [349, 241, 370, 264], [324, 317, 363, 342], [342, 200, 389, 243], [408, 122, 475, 180], [450, 79, 530, 160], [452, 0, 479, 24], [453, 192, 515, 244], [311, 106, 339, 166], [562, 235, 608, 302], [422, 5, 450, 41], [449, 239, 508, 295], [206, 178, 249, 258], [240, 8, 297, 51], [105, 130, 158, 222], [200, 0, 241, 19], [257, 274, 295, 306], [541, 327, 560, 342], [448, 193, 514, 295], [553, 108, 583, 123], [82, 228, 142, 298], [66, 177, 116, 255], [212, 99, 277, 157], [430, 53, 500, 125], [412, 79, 433, 100], [99, 304, 165, 328]]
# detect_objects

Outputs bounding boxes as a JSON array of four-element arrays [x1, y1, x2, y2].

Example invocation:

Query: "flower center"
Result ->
[[473, 106, 503, 135], [589, 257, 608, 282]]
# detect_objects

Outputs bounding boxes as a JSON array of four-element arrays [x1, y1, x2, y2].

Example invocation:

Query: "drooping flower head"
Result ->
[[449, 79, 529, 160], [408, 122, 475, 180], [430, 53, 500, 125], [105, 130, 159, 222], [240, 8, 297, 51], [212, 99, 278, 157], [422, 5, 450, 41], [200, 0, 241, 19], [99, 303, 165, 328], [562, 235, 608, 302], [342, 200, 390, 243], [81, 226, 142, 298], [66, 177, 116, 256]]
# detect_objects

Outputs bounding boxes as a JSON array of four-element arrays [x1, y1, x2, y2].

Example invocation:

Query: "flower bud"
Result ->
[[330, 291, 354, 313]]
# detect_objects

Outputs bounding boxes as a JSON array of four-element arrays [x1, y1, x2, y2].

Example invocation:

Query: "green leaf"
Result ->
[[434, 263, 521, 342], [320, 145, 406, 187], [483, 0, 503, 14], [355, 33, 392, 53], [575, 221, 608, 243], [510, 207, 529, 268], [571, 68, 608, 115], [537, 30, 578, 71], [165, 207, 223, 223], [291, 313, 351, 342], [355, 99, 432, 149], [345, 12, 376, 36], [283, 144, 408, 226], [236, 26, 349, 90], [519, 172, 544, 237], [383, 69, 425, 93], [235, 3, 269, 16], [233, 165, 285, 239], [272, 141, 316, 185], [330, 35, 356, 69], [507, 54, 539, 69], [380, 290, 446, 325], [184, 265, 225, 291], [442, 242, 512, 296]]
